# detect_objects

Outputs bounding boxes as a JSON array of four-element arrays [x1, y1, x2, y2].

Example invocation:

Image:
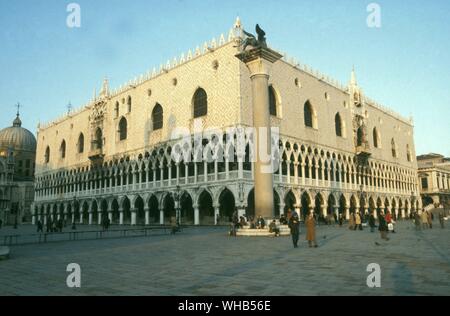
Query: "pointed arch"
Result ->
[[193, 88, 208, 118], [304, 100, 317, 129], [118, 117, 127, 141], [77, 133, 84, 154], [152, 103, 163, 130]]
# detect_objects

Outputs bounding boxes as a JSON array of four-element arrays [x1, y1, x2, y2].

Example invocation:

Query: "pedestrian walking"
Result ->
[[354, 212, 363, 231], [427, 211, 433, 229], [378, 212, 389, 241], [369, 212, 376, 233], [37, 220, 43, 233], [306, 213, 318, 248], [348, 213, 355, 230], [421, 210, 428, 229], [414, 212, 421, 230], [289, 211, 300, 248]]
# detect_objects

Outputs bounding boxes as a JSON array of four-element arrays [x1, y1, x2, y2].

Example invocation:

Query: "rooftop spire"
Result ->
[[13, 103, 22, 127], [234, 16, 242, 29]]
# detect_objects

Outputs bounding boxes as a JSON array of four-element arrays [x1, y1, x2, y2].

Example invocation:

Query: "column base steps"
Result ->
[[236, 225, 291, 237]]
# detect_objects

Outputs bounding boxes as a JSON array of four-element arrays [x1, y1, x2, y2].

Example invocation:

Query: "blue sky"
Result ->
[[0, 0, 449, 156]]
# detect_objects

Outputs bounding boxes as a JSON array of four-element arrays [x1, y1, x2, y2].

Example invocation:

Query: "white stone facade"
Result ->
[[33, 21, 421, 226]]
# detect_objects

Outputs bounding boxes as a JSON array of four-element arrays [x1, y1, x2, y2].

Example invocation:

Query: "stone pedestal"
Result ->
[[236, 47, 282, 219]]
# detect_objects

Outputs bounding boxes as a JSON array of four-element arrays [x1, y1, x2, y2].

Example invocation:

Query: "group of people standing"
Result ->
[[286, 210, 318, 249], [36, 218, 64, 233]]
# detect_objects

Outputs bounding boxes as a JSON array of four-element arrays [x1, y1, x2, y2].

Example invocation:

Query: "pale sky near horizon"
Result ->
[[0, 0, 449, 156]]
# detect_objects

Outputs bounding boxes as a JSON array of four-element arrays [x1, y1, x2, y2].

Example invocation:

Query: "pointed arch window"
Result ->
[[304, 100, 317, 129], [60, 140, 66, 159], [95, 128, 103, 150], [127, 96, 132, 113], [391, 138, 397, 158], [373, 127, 381, 148], [335, 113, 343, 137], [269, 85, 277, 116], [119, 117, 127, 141], [193, 88, 208, 118], [45, 147, 50, 164], [152, 103, 163, 130], [77, 133, 84, 153]]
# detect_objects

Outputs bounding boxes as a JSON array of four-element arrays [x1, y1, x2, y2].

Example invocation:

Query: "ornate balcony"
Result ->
[[356, 143, 371, 158]]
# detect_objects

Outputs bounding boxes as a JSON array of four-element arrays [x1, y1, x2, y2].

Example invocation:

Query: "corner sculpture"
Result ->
[[240, 24, 268, 51]]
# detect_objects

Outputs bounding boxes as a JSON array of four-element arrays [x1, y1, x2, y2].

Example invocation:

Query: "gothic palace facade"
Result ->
[[33, 20, 421, 226]]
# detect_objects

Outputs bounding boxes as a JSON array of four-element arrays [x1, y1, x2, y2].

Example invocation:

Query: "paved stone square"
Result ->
[[0, 221, 449, 296]]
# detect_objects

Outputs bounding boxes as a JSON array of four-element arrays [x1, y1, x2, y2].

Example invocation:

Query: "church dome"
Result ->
[[0, 114, 37, 153]]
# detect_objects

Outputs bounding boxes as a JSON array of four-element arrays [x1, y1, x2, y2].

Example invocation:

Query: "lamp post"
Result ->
[[411, 191, 416, 217], [359, 184, 367, 221], [174, 185, 181, 225]]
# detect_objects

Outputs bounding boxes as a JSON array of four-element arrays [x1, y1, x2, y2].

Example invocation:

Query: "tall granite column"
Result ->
[[236, 47, 282, 219]]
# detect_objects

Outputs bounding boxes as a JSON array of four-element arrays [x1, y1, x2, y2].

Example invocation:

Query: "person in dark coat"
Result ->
[[306, 213, 318, 248], [289, 212, 300, 248], [378, 212, 389, 241], [369, 212, 376, 233], [37, 220, 43, 233], [256, 216, 266, 229]]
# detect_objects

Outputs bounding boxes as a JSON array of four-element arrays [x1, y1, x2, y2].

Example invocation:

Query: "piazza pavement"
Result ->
[[0, 220, 449, 296]]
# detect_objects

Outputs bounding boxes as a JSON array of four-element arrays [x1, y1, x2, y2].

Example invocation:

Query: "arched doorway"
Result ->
[[219, 188, 235, 223], [339, 195, 347, 216], [314, 193, 324, 220], [148, 195, 160, 224], [180, 192, 194, 225], [163, 194, 175, 224], [100, 200, 108, 224], [301, 192, 312, 220], [376, 198, 383, 217], [327, 194, 336, 216], [135, 196, 145, 225], [82, 202, 89, 224], [198, 191, 214, 225], [111, 199, 119, 225], [92, 200, 98, 224], [284, 191, 296, 214], [122, 197, 131, 225]]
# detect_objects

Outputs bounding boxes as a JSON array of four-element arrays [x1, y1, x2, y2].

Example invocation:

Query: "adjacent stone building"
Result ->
[[417, 153, 450, 208], [0, 112, 36, 224], [33, 19, 421, 226]]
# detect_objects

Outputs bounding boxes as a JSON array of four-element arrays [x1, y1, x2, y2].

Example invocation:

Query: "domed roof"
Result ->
[[0, 114, 37, 153]]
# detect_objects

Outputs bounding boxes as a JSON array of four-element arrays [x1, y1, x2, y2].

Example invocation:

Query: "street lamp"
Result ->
[[359, 184, 367, 220], [174, 185, 181, 225]]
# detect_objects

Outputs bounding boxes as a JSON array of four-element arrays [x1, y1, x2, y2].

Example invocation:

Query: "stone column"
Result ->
[[279, 203, 285, 217], [194, 206, 200, 226], [345, 207, 350, 220], [160, 209, 164, 225], [334, 207, 339, 220], [119, 209, 124, 225], [71, 213, 75, 225], [108, 211, 113, 224], [236, 47, 282, 220], [88, 212, 93, 225], [98, 212, 102, 225], [214, 205, 220, 225], [131, 208, 137, 226], [145, 208, 150, 225]]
